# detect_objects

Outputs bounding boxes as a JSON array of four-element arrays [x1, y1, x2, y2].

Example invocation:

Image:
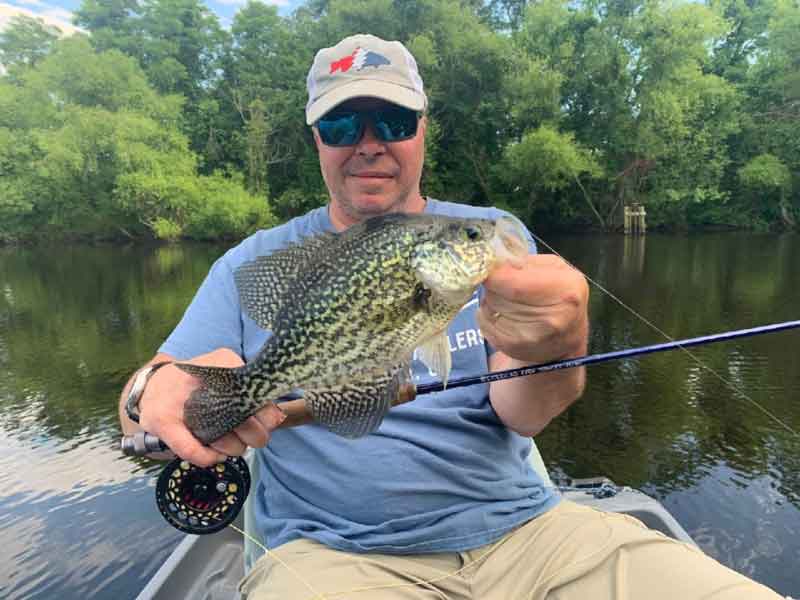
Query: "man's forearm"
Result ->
[[489, 347, 587, 438]]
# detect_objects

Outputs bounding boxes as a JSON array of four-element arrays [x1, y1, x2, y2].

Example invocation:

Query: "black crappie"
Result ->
[[177, 212, 528, 442]]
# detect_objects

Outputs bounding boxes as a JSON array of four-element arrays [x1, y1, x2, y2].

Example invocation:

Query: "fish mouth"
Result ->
[[491, 217, 528, 268]]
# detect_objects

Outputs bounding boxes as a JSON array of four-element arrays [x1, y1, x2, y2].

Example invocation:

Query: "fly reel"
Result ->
[[155, 456, 251, 535]]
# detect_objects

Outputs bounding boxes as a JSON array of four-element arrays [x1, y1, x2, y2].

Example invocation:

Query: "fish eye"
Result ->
[[464, 226, 481, 241]]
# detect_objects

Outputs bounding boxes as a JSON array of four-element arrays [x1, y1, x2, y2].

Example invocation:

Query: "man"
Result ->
[[120, 34, 781, 599]]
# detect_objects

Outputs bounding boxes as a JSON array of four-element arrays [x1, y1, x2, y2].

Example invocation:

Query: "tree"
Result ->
[[0, 15, 60, 80], [502, 125, 604, 226], [0, 36, 273, 241], [72, 0, 139, 53], [74, 0, 230, 163], [738, 154, 794, 228], [4, 0, 800, 237]]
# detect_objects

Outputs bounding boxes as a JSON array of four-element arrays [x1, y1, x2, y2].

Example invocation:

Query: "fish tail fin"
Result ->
[[175, 363, 254, 445]]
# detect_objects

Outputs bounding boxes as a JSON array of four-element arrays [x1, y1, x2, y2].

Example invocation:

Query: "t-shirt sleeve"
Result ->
[[159, 256, 244, 360]]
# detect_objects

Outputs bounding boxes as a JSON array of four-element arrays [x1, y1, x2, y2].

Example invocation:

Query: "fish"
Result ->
[[176, 212, 529, 443]]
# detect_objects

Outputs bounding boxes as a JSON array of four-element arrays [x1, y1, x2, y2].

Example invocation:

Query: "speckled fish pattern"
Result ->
[[177, 212, 521, 443]]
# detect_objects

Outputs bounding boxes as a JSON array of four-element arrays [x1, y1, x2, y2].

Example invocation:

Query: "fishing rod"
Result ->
[[419, 319, 800, 396], [121, 319, 800, 535]]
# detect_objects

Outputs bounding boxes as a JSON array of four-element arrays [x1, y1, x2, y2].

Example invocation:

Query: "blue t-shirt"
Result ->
[[160, 198, 560, 554]]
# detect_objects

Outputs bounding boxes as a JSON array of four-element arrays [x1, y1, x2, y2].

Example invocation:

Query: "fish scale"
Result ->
[[177, 212, 528, 443]]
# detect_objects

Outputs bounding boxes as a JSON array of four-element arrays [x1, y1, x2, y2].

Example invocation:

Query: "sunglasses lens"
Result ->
[[317, 112, 362, 146], [374, 108, 419, 142], [317, 107, 419, 146]]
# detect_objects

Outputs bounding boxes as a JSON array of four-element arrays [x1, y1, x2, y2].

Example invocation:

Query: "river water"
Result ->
[[0, 233, 798, 598]]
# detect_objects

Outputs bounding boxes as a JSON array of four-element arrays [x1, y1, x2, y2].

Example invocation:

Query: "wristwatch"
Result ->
[[125, 361, 173, 423]]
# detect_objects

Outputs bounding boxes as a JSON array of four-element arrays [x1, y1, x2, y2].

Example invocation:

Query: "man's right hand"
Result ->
[[126, 348, 286, 467]]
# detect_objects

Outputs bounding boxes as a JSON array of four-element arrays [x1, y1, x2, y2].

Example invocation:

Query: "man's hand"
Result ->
[[478, 254, 589, 436], [477, 254, 589, 364], [131, 348, 286, 467]]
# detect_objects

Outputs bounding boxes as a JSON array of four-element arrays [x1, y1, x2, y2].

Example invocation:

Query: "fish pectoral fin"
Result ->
[[304, 370, 404, 439], [417, 332, 452, 388]]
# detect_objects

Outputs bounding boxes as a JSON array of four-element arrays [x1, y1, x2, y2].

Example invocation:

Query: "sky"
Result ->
[[0, 0, 304, 34]]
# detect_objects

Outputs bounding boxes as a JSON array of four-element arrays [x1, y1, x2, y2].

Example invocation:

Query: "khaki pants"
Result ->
[[239, 500, 782, 600]]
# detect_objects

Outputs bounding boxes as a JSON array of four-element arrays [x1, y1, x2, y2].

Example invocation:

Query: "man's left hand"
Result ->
[[477, 254, 589, 364]]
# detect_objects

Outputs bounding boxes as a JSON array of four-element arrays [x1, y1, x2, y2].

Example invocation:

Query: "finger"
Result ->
[[254, 403, 288, 430], [230, 416, 270, 449], [479, 294, 534, 331], [210, 432, 247, 457], [163, 425, 227, 468], [476, 304, 501, 347], [484, 256, 576, 303]]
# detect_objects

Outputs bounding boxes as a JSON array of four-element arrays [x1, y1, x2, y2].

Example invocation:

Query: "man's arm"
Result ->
[[479, 254, 590, 436], [118, 348, 285, 467]]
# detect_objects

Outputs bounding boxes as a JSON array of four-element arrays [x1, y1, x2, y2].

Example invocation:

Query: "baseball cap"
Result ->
[[305, 34, 428, 125]]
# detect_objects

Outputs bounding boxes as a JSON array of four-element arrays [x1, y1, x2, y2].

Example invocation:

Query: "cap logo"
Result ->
[[329, 47, 391, 74]]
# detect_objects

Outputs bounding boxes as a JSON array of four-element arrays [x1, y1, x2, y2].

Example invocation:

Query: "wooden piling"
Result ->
[[624, 203, 646, 235]]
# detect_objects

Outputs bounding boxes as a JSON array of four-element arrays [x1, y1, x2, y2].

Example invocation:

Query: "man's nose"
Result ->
[[356, 120, 386, 156]]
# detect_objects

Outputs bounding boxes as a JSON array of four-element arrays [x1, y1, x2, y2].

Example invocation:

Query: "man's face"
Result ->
[[313, 97, 427, 228]]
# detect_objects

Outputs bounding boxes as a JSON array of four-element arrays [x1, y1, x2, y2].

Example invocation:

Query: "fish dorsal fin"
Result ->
[[304, 367, 408, 438], [417, 331, 452, 388], [234, 231, 340, 330]]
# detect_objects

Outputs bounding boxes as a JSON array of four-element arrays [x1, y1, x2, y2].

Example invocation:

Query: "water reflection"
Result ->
[[0, 243, 222, 600], [537, 232, 800, 595], [0, 234, 799, 597]]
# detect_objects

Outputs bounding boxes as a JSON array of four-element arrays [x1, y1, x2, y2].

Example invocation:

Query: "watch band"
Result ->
[[125, 361, 173, 423]]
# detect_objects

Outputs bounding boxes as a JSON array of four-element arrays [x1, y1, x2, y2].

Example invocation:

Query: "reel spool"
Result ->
[[155, 456, 251, 535]]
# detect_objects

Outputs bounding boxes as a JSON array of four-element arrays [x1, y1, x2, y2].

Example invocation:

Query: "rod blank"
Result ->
[[416, 320, 800, 395]]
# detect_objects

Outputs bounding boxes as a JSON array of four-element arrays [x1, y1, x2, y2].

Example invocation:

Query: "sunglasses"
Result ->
[[316, 106, 421, 147]]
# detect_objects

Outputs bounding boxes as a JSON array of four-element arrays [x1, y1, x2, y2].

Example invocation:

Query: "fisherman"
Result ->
[[119, 34, 782, 599]]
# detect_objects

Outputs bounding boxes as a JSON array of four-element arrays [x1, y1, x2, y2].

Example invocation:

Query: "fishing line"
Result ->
[[529, 232, 800, 438], [230, 523, 328, 600], [230, 515, 525, 598]]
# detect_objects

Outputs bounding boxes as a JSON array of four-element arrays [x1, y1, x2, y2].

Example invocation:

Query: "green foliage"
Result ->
[[739, 154, 792, 191], [116, 170, 275, 240], [503, 126, 601, 193], [0, 35, 272, 241], [2, 0, 800, 238], [502, 125, 603, 225], [0, 15, 60, 79], [737, 154, 794, 228]]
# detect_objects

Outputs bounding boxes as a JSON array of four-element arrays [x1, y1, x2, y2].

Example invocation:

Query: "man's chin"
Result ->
[[332, 188, 421, 226], [350, 194, 402, 215]]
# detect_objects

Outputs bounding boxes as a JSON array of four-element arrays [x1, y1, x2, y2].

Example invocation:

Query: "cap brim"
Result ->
[[306, 80, 426, 125]]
